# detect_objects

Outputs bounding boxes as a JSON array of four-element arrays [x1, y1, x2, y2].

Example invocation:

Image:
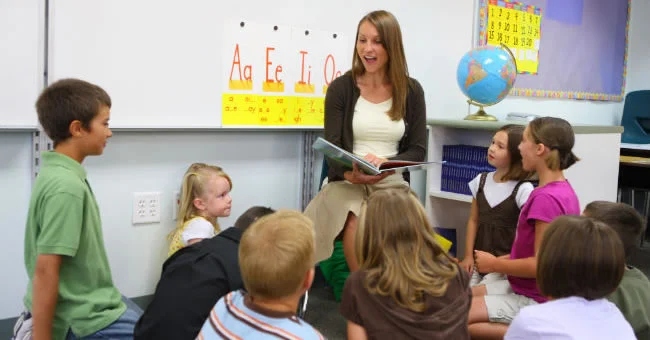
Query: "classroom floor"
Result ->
[[0, 268, 347, 340], [1, 244, 648, 340]]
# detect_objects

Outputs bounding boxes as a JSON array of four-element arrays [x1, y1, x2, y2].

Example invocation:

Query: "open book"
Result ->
[[312, 137, 444, 175]]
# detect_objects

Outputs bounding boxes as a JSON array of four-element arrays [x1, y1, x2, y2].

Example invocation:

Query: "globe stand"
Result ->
[[464, 101, 498, 121]]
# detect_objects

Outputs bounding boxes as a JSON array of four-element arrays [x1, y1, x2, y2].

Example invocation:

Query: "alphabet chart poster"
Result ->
[[221, 19, 350, 127], [483, 0, 542, 74]]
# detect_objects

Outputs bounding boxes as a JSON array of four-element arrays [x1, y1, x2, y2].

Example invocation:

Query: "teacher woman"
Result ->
[[304, 9, 427, 271]]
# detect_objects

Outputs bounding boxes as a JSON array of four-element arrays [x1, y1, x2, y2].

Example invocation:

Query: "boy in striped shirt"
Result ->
[[197, 210, 324, 340]]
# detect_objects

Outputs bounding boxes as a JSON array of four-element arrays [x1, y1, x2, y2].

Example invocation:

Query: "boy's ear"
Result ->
[[303, 267, 315, 291], [69, 120, 85, 137]]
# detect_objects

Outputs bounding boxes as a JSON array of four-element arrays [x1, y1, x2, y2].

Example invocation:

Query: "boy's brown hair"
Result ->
[[583, 201, 645, 261], [239, 210, 314, 299], [538, 215, 625, 300], [36, 78, 111, 147], [498, 124, 533, 181], [234, 206, 275, 232]]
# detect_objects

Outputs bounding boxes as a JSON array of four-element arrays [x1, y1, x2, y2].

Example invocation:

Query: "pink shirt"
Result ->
[[508, 180, 580, 302]]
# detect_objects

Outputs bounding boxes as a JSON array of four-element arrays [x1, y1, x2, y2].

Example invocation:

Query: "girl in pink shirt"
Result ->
[[468, 117, 581, 339]]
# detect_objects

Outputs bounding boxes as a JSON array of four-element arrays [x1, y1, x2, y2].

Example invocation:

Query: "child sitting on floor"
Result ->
[[583, 201, 650, 339], [505, 215, 635, 339], [168, 162, 232, 256], [196, 210, 324, 339]]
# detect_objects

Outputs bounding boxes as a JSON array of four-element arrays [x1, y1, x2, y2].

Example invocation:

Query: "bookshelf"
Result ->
[[426, 119, 623, 259], [429, 190, 472, 203]]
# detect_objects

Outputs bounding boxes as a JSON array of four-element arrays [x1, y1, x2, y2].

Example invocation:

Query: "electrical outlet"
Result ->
[[132, 192, 161, 225], [172, 191, 180, 220]]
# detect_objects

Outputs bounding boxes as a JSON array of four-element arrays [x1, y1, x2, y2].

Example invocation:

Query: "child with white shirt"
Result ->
[[505, 215, 635, 339], [470, 117, 582, 339], [459, 124, 534, 285], [168, 163, 233, 256]]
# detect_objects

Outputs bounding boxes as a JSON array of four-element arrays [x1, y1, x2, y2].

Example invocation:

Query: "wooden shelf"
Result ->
[[429, 190, 472, 203]]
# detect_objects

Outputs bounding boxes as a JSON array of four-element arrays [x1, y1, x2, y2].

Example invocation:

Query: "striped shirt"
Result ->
[[197, 290, 325, 340]]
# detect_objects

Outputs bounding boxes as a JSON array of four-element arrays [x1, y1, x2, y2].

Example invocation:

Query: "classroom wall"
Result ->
[[624, 0, 650, 97], [82, 131, 304, 297], [0, 134, 33, 317], [469, 0, 649, 125], [0, 0, 648, 319]]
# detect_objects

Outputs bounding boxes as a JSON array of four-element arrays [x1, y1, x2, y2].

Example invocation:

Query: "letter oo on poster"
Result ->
[[322, 53, 342, 94], [323, 54, 341, 85]]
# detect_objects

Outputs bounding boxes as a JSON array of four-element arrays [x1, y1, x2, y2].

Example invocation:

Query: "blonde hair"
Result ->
[[170, 163, 232, 239], [527, 117, 580, 171], [239, 210, 315, 299], [351, 10, 409, 121], [356, 189, 458, 312]]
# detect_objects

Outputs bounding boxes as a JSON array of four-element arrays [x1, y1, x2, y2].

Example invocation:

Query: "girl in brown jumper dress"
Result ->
[[459, 124, 534, 285]]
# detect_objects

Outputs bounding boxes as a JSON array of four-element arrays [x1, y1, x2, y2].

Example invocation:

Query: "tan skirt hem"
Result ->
[[304, 174, 409, 263]]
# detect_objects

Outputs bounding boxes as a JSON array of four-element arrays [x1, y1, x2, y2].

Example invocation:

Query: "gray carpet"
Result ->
[[303, 274, 347, 339]]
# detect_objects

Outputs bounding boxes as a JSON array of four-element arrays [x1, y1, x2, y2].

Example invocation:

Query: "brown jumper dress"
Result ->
[[474, 173, 525, 257]]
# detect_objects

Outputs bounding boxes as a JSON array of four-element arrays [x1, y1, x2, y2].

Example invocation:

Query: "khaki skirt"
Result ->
[[304, 174, 410, 263]]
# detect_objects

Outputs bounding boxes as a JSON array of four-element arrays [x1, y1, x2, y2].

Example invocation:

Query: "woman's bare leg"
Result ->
[[342, 212, 359, 272]]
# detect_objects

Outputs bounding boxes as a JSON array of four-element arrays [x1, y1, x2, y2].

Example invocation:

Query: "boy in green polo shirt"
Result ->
[[12, 79, 142, 340]]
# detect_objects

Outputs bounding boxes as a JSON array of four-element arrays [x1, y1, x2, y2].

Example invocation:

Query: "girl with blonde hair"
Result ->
[[339, 189, 471, 340], [168, 163, 233, 256]]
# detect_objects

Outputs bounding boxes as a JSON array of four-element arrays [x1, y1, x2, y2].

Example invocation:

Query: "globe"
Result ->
[[456, 44, 517, 121]]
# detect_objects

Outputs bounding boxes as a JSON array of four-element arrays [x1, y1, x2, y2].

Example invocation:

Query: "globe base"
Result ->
[[464, 107, 498, 121]]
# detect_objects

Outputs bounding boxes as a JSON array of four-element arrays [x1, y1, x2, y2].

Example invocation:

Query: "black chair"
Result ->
[[618, 90, 650, 246]]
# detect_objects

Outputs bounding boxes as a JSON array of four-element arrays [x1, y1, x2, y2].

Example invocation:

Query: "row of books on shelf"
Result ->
[[442, 144, 491, 167], [441, 163, 495, 196], [441, 145, 494, 196]]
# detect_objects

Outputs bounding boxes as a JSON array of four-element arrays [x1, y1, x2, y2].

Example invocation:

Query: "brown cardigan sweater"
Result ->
[[324, 72, 427, 182]]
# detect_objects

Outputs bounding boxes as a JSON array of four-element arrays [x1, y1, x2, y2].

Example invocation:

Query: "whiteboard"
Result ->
[[0, 0, 42, 129], [49, 0, 474, 128]]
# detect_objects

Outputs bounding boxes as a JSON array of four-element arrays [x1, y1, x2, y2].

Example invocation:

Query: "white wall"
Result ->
[[83, 131, 304, 297], [0, 0, 649, 319], [0, 133, 34, 317], [624, 0, 650, 95]]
